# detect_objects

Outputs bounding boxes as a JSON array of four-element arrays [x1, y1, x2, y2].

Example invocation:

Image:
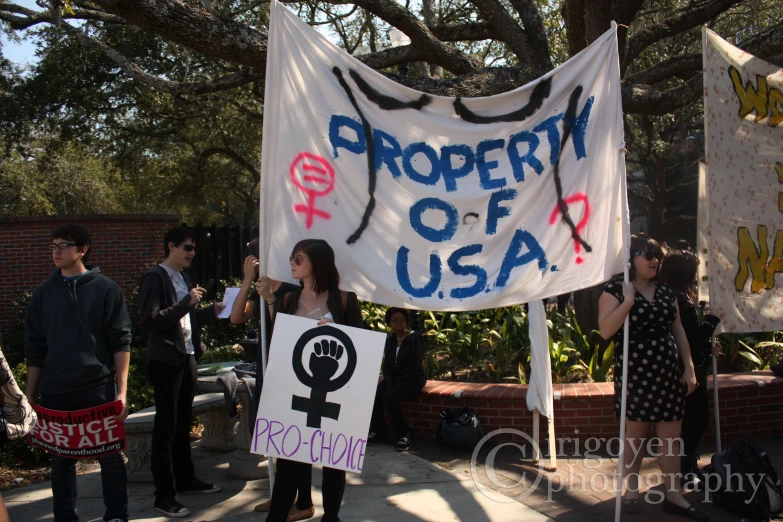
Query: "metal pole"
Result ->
[[711, 337, 721, 453], [614, 264, 631, 522], [260, 292, 275, 491]]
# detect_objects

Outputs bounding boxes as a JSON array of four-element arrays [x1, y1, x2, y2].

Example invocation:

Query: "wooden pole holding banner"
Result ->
[[711, 339, 721, 453], [533, 411, 540, 462], [531, 409, 557, 469], [614, 264, 631, 522]]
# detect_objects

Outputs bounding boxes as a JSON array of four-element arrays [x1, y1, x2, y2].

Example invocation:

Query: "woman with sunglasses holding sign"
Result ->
[[256, 239, 364, 522], [599, 234, 704, 520]]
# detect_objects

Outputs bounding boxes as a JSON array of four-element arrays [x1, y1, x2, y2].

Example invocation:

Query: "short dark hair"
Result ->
[[385, 307, 410, 326], [629, 233, 662, 281], [163, 227, 198, 257], [291, 239, 339, 294], [660, 249, 699, 294], [675, 239, 691, 251], [52, 224, 92, 262]]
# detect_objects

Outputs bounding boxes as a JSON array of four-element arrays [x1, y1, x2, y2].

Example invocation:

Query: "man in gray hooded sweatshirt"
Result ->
[[25, 224, 131, 522]]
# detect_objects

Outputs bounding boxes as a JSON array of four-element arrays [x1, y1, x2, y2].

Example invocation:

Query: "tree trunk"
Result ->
[[568, 0, 614, 335], [421, 0, 443, 78]]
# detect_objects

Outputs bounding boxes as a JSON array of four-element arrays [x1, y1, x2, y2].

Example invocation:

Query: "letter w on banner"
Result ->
[[703, 28, 783, 333], [261, 0, 629, 311]]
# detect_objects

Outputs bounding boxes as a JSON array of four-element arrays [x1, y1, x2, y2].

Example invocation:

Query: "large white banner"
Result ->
[[261, 0, 628, 311], [703, 28, 783, 333], [252, 314, 385, 472]]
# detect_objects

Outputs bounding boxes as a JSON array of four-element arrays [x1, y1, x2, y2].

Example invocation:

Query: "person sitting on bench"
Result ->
[[368, 307, 427, 451]]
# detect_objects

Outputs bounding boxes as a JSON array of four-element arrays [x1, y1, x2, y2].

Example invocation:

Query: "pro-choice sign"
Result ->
[[252, 314, 385, 473]]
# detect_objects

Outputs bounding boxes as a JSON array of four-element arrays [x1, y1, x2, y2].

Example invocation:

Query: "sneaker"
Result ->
[[287, 505, 316, 521], [367, 431, 387, 445], [154, 497, 190, 518], [178, 477, 221, 494], [395, 432, 412, 452]]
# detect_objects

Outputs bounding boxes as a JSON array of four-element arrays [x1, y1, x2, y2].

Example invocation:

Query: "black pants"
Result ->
[[266, 459, 343, 522], [41, 383, 129, 522], [681, 365, 709, 472], [148, 355, 198, 500], [370, 380, 422, 437]]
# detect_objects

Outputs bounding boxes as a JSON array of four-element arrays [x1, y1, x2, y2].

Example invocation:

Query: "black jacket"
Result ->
[[676, 293, 719, 371], [25, 267, 132, 395], [382, 331, 427, 388], [139, 265, 218, 366]]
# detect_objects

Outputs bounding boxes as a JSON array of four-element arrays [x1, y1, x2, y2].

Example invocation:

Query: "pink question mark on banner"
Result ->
[[289, 152, 336, 229], [549, 193, 591, 264]]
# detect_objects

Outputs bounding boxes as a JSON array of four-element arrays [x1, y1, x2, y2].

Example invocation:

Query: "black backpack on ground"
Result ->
[[703, 437, 783, 520], [436, 407, 485, 451]]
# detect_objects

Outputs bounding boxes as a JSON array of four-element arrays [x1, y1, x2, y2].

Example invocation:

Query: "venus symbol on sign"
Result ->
[[289, 152, 336, 229]]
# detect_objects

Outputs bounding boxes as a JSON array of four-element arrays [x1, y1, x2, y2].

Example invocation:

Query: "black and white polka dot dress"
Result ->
[[603, 279, 685, 422]]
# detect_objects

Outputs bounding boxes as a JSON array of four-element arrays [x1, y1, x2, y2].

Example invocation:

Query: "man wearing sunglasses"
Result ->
[[25, 224, 132, 522], [139, 226, 225, 518]]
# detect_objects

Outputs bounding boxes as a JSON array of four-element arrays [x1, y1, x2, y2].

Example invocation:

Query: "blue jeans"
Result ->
[[41, 383, 129, 522]]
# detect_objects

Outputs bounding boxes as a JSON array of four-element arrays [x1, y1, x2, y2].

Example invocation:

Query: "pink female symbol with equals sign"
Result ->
[[289, 152, 336, 229]]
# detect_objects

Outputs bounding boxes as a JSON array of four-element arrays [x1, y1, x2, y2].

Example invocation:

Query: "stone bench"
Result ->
[[124, 392, 238, 482]]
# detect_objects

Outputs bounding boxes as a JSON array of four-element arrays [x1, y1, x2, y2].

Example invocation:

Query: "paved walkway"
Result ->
[[410, 435, 783, 522], [6, 435, 782, 521], [4, 441, 552, 521]]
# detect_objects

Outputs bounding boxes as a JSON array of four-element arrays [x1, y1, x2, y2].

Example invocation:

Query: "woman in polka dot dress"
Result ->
[[599, 235, 703, 520]]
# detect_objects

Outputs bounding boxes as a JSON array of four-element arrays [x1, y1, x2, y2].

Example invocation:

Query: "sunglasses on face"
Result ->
[[289, 255, 305, 266], [50, 243, 76, 252], [181, 244, 196, 252], [633, 251, 660, 261]]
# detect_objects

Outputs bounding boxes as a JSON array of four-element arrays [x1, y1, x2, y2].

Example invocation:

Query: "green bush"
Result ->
[[126, 346, 154, 413], [0, 362, 50, 466], [199, 344, 244, 364], [3, 291, 33, 368]]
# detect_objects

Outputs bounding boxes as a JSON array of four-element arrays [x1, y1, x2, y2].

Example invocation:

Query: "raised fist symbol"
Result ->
[[310, 339, 344, 388], [291, 325, 358, 428]]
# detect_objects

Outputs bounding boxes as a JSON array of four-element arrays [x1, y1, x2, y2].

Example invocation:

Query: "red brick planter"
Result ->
[[403, 371, 783, 446]]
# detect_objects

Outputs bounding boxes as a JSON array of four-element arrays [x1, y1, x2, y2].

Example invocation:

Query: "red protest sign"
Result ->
[[28, 400, 125, 459]]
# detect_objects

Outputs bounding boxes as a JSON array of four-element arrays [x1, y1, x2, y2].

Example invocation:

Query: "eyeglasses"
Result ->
[[633, 251, 660, 261], [181, 244, 196, 252], [49, 243, 76, 252], [289, 255, 305, 266]]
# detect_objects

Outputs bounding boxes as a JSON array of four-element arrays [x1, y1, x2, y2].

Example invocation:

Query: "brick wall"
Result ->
[[0, 214, 181, 340], [404, 371, 783, 448]]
